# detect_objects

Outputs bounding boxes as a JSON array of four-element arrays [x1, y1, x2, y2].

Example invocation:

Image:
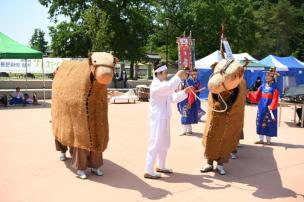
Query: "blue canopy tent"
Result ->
[[195, 51, 264, 99], [260, 55, 304, 95], [195, 51, 221, 99]]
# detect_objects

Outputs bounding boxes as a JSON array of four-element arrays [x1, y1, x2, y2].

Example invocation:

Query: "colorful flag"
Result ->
[[177, 37, 192, 69]]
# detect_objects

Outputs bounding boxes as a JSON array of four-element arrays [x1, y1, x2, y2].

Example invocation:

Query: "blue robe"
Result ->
[[178, 78, 205, 125], [9, 97, 25, 105], [256, 83, 279, 137]]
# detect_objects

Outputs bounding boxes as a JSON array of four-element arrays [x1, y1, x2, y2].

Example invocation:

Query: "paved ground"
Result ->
[[0, 101, 303, 202]]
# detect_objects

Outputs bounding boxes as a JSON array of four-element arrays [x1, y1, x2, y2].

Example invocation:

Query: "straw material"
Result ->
[[203, 80, 246, 163], [52, 60, 108, 152]]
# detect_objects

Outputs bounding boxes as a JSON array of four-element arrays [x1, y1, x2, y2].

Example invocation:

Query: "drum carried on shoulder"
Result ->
[[136, 85, 150, 101]]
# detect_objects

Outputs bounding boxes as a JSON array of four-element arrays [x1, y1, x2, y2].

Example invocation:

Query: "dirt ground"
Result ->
[[0, 101, 303, 202]]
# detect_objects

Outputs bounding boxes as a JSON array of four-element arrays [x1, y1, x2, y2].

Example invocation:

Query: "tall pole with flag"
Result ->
[[177, 33, 195, 70], [220, 24, 234, 60]]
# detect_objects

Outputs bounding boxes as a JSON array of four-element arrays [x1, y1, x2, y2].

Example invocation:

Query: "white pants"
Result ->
[[145, 118, 170, 174], [181, 124, 192, 134], [259, 135, 271, 142]]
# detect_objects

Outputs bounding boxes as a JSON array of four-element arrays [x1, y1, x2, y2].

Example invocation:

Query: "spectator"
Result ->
[[9, 87, 25, 105], [122, 70, 128, 88], [24, 93, 33, 104], [113, 70, 119, 88], [251, 76, 262, 91]]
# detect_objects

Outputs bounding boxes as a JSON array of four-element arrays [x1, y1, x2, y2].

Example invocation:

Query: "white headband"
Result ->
[[154, 65, 168, 73]]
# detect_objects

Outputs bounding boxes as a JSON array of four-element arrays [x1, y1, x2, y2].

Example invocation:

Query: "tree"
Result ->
[[39, 0, 156, 78], [49, 22, 91, 57], [83, 5, 113, 52], [253, 0, 303, 58], [40, 0, 304, 62], [29, 29, 48, 54], [149, 0, 257, 61]]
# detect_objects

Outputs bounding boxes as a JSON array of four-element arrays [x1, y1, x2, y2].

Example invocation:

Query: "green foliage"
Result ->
[[29, 29, 48, 54], [40, 0, 304, 61], [253, 0, 303, 58], [49, 22, 91, 57], [40, 0, 156, 62], [83, 5, 113, 52]]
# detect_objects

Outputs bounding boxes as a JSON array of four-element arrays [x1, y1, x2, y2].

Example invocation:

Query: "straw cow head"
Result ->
[[88, 52, 118, 85], [208, 58, 249, 94]]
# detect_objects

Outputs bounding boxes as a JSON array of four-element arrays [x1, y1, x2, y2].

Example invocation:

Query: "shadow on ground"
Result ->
[[200, 144, 303, 200], [284, 121, 304, 128], [61, 143, 304, 200], [64, 160, 172, 200], [182, 132, 202, 138]]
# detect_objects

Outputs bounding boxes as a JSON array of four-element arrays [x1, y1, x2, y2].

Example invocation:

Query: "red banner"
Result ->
[[177, 37, 192, 70]]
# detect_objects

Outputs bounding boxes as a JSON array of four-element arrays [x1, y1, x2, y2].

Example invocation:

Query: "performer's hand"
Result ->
[[177, 70, 188, 80], [184, 86, 193, 94], [268, 106, 272, 111]]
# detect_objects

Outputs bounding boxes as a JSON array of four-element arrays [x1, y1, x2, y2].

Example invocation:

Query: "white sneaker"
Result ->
[[200, 164, 214, 173], [91, 168, 103, 176], [216, 165, 226, 175], [59, 152, 67, 161], [231, 153, 238, 159], [77, 170, 87, 179]]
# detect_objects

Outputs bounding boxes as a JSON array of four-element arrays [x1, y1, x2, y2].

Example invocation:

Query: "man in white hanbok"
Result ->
[[144, 64, 191, 179]]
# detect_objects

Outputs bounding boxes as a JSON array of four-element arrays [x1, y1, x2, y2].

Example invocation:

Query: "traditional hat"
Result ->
[[267, 67, 280, 78]]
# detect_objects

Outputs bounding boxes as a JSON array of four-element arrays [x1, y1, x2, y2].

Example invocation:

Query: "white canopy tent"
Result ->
[[195, 50, 258, 69]]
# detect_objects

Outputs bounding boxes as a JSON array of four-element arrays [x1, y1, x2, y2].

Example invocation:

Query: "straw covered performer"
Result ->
[[247, 68, 280, 145], [178, 68, 206, 135], [52, 52, 117, 179], [201, 59, 248, 175], [144, 63, 192, 179]]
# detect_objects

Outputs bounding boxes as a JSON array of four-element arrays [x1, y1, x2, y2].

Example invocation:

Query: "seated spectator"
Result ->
[[9, 87, 25, 105], [0, 93, 8, 107], [24, 93, 33, 104]]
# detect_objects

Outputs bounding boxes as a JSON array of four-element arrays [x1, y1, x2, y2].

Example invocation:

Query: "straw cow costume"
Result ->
[[52, 52, 116, 179], [201, 59, 248, 175]]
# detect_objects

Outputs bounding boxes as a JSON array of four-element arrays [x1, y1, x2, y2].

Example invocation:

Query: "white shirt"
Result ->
[[12, 92, 23, 99], [149, 75, 187, 120]]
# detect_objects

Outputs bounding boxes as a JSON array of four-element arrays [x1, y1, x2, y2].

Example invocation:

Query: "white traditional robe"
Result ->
[[145, 75, 187, 174]]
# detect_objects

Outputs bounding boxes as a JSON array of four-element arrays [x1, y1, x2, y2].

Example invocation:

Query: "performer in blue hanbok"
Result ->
[[247, 69, 280, 145], [178, 69, 205, 135]]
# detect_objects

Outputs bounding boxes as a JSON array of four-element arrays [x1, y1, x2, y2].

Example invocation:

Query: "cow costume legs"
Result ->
[[52, 52, 116, 179]]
